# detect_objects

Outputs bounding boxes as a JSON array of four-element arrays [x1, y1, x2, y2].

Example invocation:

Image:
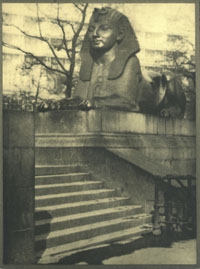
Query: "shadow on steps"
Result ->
[[35, 210, 52, 263]]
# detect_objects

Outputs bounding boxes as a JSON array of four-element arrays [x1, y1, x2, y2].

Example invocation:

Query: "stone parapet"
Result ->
[[35, 110, 195, 136]]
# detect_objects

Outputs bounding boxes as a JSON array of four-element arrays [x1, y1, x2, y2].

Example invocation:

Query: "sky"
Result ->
[[124, 3, 195, 43]]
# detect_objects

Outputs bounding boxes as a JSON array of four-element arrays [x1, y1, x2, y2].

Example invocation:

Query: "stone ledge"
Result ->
[[35, 132, 195, 148]]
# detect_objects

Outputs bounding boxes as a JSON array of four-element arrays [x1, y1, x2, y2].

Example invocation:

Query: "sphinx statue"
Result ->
[[71, 7, 186, 117]]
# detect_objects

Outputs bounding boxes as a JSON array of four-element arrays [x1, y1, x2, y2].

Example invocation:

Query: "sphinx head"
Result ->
[[80, 7, 140, 80], [87, 7, 125, 52]]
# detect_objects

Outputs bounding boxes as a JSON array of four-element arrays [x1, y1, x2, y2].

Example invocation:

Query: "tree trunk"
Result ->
[[66, 76, 73, 98]]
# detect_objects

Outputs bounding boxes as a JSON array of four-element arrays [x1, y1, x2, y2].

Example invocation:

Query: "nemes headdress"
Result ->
[[79, 7, 140, 81]]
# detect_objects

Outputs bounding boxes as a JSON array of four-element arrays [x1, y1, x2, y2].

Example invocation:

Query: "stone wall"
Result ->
[[3, 111, 35, 264], [35, 110, 195, 210], [35, 110, 195, 176], [35, 146, 156, 213]]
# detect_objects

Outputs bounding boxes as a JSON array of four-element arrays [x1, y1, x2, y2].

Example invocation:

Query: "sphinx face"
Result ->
[[87, 20, 120, 51]]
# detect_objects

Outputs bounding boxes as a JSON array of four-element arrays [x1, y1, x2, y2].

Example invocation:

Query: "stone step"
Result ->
[[36, 225, 151, 264], [35, 214, 151, 250], [35, 181, 104, 196], [35, 197, 132, 219], [35, 189, 117, 207], [35, 205, 143, 235], [35, 173, 91, 185], [35, 165, 86, 176]]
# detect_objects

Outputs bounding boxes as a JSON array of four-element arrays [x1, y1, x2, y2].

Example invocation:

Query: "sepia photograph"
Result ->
[[1, 1, 198, 266]]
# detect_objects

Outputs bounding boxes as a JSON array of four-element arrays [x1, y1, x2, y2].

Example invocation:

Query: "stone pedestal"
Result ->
[[35, 110, 195, 211]]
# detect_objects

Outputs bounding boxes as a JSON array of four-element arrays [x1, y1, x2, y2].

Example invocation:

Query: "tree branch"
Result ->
[[35, 65, 43, 109], [36, 3, 67, 73], [71, 4, 88, 63], [56, 3, 72, 60], [73, 3, 84, 13], [3, 3, 88, 98], [3, 23, 46, 42], [73, 4, 88, 42], [36, 3, 43, 39], [68, 22, 76, 34], [3, 41, 68, 76], [4, 20, 70, 72]]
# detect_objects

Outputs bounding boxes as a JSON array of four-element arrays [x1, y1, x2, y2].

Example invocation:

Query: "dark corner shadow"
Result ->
[[56, 230, 196, 265], [34, 210, 52, 263]]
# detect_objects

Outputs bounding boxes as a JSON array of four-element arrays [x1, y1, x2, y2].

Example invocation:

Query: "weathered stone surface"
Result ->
[[35, 110, 195, 180], [35, 110, 195, 136], [4, 229, 35, 264], [4, 187, 34, 230], [86, 148, 156, 210], [102, 111, 149, 134], [3, 111, 34, 148], [35, 147, 105, 166], [101, 110, 195, 135], [3, 148, 35, 187], [3, 111, 35, 264], [160, 159, 196, 177], [35, 132, 195, 149], [35, 110, 102, 133]]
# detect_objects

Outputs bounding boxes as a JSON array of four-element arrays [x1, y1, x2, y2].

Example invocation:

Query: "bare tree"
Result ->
[[3, 3, 89, 98], [159, 35, 195, 79]]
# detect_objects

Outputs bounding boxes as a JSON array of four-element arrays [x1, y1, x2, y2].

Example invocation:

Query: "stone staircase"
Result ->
[[34, 165, 152, 264]]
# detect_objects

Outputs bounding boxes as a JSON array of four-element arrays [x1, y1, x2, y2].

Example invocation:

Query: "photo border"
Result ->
[[0, 0, 199, 268]]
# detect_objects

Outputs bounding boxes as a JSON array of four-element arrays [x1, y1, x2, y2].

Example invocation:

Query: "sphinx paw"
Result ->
[[79, 100, 96, 111], [160, 106, 182, 118], [160, 108, 171, 117]]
